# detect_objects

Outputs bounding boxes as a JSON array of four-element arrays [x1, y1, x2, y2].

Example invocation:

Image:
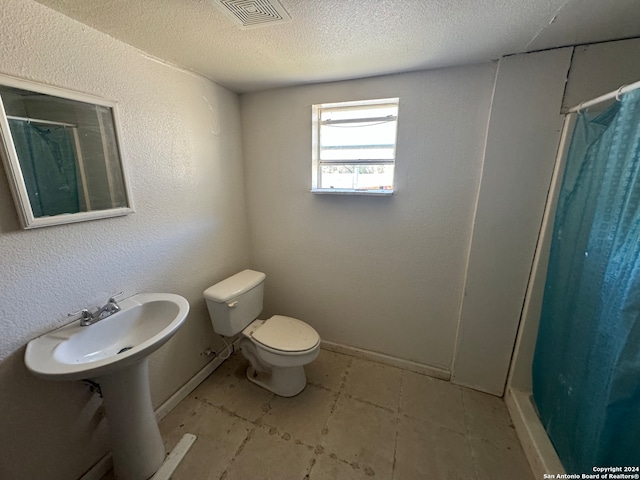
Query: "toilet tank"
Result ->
[[203, 269, 266, 336]]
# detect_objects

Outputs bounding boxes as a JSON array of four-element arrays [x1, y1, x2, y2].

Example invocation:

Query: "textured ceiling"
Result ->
[[34, 0, 640, 93]]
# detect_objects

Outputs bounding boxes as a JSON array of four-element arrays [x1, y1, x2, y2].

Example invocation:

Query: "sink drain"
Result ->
[[117, 346, 133, 354]]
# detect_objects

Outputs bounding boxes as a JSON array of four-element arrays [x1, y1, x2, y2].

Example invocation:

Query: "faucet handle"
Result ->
[[69, 308, 97, 326], [108, 291, 124, 303], [68, 309, 92, 320]]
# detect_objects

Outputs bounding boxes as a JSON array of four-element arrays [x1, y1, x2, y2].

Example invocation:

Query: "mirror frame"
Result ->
[[0, 74, 134, 229]]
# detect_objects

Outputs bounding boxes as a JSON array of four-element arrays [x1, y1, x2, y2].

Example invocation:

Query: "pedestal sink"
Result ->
[[25, 293, 190, 480]]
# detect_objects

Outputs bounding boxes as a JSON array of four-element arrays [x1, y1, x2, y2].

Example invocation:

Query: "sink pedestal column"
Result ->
[[98, 358, 165, 480]]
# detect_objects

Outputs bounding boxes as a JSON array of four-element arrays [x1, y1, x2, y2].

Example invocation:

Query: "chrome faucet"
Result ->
[[70, 292, 123, 326]]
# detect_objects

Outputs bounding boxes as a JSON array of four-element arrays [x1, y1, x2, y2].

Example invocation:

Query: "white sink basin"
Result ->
[[25, 293, 189, 380], [25, 293, 189, 381], [24, 292, 190, 480]]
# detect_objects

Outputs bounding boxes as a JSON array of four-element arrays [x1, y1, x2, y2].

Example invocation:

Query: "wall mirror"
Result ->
[[0, 74, 133, 229]]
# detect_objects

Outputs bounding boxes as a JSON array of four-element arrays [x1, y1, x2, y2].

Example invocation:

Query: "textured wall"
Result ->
[[0, 1, 249, 479], [240, 65, 496, 370]]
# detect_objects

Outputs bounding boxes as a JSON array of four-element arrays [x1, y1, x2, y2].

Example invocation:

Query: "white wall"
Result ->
[[241, 65, 497, 371], [452, 49, 573, 395], [0, 1, 249, 479], [562, 38, 640, 112]]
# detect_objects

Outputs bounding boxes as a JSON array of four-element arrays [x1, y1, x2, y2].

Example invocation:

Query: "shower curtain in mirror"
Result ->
[[532, 89, 640, 473], [8, 119, 80, 217]]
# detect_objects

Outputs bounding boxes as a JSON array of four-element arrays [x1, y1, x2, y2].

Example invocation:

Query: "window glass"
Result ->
[[312, 98, 399, 194]]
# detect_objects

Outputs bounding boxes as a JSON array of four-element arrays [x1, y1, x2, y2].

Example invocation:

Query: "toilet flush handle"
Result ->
[[227, 300, 238, 308]]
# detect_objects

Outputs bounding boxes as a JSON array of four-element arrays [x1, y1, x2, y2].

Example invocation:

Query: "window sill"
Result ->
[[311, 189, 394, 196]]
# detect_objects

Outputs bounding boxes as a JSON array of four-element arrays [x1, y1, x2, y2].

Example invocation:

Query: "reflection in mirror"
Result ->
[[0, 76, 133, 229]]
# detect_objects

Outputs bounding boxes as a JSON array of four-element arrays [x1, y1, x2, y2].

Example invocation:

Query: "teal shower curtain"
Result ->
[[532, 89, 640, 473], [8, 119, 80, 217]]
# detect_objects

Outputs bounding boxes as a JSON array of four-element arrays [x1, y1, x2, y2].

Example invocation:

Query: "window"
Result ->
[[312, 98, 399, 195]]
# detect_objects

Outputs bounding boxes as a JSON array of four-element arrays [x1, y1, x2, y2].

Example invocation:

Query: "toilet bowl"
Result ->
[[203, 270, 320, 397], [239, 316, 320, 396]]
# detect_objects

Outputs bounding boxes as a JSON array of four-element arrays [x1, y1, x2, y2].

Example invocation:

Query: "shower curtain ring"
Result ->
[[577, 102, 586, 113], [615, 85, 627, 101]]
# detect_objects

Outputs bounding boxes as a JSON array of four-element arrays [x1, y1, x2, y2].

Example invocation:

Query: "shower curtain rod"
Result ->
[[6, 115, 77, 128], [569, 79, 640, 113]]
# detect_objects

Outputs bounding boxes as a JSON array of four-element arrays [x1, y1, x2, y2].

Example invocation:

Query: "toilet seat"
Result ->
[[250, 315, 320, 353]]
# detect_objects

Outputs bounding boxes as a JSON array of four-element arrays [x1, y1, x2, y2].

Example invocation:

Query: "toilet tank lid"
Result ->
[[203, 269, 266, 302]]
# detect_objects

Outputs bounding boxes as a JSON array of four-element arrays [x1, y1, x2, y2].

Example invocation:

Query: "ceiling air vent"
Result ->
[[213, 0, 292, 29]]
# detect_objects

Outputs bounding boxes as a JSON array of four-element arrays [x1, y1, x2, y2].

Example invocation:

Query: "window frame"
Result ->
[[311, 97, 399, 195]]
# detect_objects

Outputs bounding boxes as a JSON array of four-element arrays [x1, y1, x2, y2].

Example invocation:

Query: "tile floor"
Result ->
[[103, 349, 534, 480]]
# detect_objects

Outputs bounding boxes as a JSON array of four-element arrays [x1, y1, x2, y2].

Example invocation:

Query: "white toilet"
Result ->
[[203, 269, 320, 397]]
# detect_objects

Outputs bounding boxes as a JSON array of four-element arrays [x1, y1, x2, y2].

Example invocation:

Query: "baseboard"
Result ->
[[505, 387, 565, 478], [321, 340, 450, 381], [154, 350, 230, 421], [79, 454, 113, 480], [79, 341, 237, 480]]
